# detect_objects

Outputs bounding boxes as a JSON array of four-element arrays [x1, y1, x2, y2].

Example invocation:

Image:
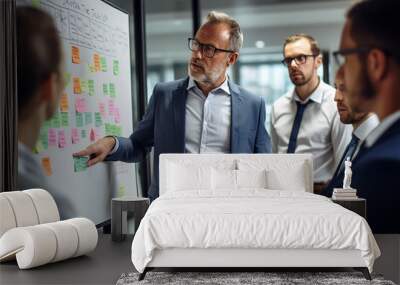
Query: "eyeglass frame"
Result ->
[[332, 46, 399, 66], [281, 54, 317, 67], [188, 37, 235, 58]]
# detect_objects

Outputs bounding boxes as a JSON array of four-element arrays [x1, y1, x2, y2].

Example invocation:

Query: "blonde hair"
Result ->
[[205, 11, 243, 51]]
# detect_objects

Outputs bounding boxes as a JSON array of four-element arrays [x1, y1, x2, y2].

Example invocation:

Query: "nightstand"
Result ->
[[111, 197, 150, 242], [331, 198, 366, 218]]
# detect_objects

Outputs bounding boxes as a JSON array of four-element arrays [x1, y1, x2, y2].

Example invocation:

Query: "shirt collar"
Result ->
[[292, 78, 324, 104], [353, 114, 380, 141], [187, 76, 231, 95], [365, 110, 400, 147]]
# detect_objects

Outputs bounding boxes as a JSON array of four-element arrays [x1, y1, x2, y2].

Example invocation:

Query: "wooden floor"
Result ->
[[0, 231, 134, 285]]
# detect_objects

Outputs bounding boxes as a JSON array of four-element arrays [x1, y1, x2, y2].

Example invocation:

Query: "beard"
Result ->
[[289, 70, 312, 86], [188, 60, 226, 85], [349, 62, 375, 113]]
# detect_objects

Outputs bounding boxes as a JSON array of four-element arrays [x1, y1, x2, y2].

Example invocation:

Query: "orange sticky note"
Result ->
[[41, 157, 52, 176], [60, 93, 69, 112], [73, 77, 81, 94], [72, 46, 80, 64], [93, 54, 101, 72]]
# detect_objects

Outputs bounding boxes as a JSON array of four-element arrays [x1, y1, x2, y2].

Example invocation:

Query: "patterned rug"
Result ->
[[116, 271, 396, 285]]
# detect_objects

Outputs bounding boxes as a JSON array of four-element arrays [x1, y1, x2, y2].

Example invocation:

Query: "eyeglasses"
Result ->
[[332, 47, 372, 66], [281, 54, 316, 66], [188, 38, 235, 58]]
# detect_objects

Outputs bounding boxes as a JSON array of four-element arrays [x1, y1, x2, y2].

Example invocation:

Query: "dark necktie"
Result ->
[[287, 101, 312, 153]]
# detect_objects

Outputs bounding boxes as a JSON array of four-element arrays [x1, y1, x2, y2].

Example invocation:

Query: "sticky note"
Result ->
[[73, 77, 81, 94], [40, 130, 48, 150], [71, 128, 79, 144], [108, 99, 115, 116], [34, 140, 44, 154], [117, 185, 126, 197], [75, 97, 87, 113], [32, 0, 41, 7], [102, 83, 109, 96], [60, 93, 69, 112], [99, 102, 106, 117], [113, 60, 119, 76], [61, 112, 69, 127], [72, 46, 80, 64], [85, 112, 92, 125], [88, 80, 95, 96], [73, 156, 88, 172], [109, 83, 116, 98], [81, 80, 87, 93], [48, 128, 57, 147], [89, 128, 95, 142], [64, 72, 71, 87], [81, 129, 87, 139], [75, 112, 84, 127], [50, 112, 61, 128], [42, 157, 52, 176], [100, 57, 107, 72], [114, 107, 120, 123], [58, 129, 66, 148], [95, 112, 102, 127], [93, 53, 101, 72]]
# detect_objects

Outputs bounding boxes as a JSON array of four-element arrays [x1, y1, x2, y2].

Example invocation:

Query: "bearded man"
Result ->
[[75, 11, 271, 201]]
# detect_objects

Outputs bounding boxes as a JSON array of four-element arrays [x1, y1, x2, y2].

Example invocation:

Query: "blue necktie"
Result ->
[[336, 134, 360, 174], [287, 101, 311, 153]]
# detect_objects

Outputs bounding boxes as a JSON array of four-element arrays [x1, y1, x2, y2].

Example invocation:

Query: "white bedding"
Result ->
[[131, 190, 380, 273]]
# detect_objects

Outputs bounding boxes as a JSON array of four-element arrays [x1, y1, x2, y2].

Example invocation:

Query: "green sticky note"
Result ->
[[43, 120, 51, 129], [81, 129, 87, 139], [109, 83, 116, 98], [73, 156, 88, 172], [113, 60, 119, 76], [100, 57, 107, 72], [104, 123, 111, 135], [85, 112, 92, 125], [95, 112, 102, 127], [32, 0, 41, 7], [117, 185, 126, 197], [81, 80, 88, 93], [76, 112, 83, 128], [103, 83, 108, 96], [51, 112, 61, 128], [64, 72, 71, 86], [88, 80, 95, 96], [60, 112, 69, 127]]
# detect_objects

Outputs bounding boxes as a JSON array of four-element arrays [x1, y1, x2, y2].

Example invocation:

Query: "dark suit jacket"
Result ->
[[106, 77, 271, 200], [352, 117, 400, 233]]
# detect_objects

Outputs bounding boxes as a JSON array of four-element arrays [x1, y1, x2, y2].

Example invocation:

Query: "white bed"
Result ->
[[131, 154, 380, 280]]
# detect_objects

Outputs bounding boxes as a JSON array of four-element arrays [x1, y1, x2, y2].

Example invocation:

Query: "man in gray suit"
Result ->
[[17, 7, 64, 189], [75, 11, 271, 201]]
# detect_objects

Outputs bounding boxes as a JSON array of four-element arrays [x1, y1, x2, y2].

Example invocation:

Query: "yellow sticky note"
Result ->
[[60, 93, 69, 112], [93, 54, 101, 72], [73, 77, 81, 94], [72, 46, 80, 64], [41, 157, 52, 176]]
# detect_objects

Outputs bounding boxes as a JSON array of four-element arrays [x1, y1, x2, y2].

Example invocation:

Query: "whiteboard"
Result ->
[[28, 0, 137, 224]]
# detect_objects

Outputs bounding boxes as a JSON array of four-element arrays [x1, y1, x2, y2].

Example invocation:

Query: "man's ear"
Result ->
[[314, 54, 323, 69], [227, 52, 239, 66], [367, 49, 389, 84]]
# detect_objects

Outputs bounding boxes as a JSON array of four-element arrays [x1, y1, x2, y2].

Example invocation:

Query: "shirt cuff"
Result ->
[[108, 136, 119, 155]]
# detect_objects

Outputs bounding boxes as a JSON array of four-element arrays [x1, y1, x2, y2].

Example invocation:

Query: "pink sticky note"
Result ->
[[90, 128, 95, 142], [58, 129, 66, 148], [108, 99, 115, 116], [114, 107, 120, 123], [71, 128, 80, 144], [48, 128, 57, 147], [99, 102, 106, 117], [75, 97, 87, 113]]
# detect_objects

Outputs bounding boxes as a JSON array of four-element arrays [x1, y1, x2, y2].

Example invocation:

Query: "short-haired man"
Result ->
[[75, 11, 271, 201], [321, 68, 379, 197], [17, 7, 65, 189], [335, 0, 400, 233], [270, 34, 352, 192]]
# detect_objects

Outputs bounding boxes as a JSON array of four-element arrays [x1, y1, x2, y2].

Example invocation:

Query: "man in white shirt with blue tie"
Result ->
[[270, 34, 352, 192]]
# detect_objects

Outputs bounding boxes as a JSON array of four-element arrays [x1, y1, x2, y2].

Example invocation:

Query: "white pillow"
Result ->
[[212, 169, 236, 190], [266, 166, 306, 191], [236, 169, 267, 189], [167, 163, 212, 191]]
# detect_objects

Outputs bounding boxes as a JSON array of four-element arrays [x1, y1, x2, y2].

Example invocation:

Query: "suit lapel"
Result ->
[[172, 77, 189, 152], [229, 81, 242, 153]]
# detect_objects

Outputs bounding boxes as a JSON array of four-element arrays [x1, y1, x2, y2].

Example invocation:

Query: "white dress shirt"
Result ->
[[365, 110, 400, 148], [270, 80, 352, 182], [17, 142, 47, 189], [352, 114, 380, 158], [185, 77, 231, 153]]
